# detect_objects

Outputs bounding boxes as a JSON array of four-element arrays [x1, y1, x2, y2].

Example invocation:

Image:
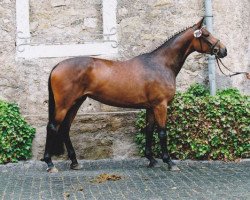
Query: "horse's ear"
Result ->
[[196, 17, 205, 29]]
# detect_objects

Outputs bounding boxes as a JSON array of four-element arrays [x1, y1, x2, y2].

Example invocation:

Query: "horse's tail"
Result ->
[[47, 68, 65, 156]]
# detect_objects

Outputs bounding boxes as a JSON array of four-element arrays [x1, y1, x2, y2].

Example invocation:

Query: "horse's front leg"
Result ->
[[145, 109, 158, 167], [153, 102, 180, 171]]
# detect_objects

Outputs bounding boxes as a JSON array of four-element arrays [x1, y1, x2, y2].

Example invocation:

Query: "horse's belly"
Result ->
[[89, 90, 148, 109]]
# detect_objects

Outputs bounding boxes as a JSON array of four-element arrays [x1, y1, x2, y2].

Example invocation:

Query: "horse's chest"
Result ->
[[145, 79, 176, 103]]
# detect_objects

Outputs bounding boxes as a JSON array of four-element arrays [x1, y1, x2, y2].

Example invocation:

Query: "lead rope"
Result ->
[[196, 28, 249, 79], [215, 56, 250, 79]]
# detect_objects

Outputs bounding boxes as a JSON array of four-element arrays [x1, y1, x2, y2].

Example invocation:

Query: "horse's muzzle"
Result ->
[[218, 48, 227, 58]]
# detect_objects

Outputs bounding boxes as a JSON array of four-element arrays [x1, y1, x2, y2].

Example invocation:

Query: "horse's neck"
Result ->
[[151, 31, 194, 76]]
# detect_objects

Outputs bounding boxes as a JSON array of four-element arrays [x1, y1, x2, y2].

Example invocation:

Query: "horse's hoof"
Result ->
[[167, 162, 180, 171], [148, 159, 158, 168], [169, 164, 180, 171], [70, 163, 82, 170], [47, 166, 59, 173]]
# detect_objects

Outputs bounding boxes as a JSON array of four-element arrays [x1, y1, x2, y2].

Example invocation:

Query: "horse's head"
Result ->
[[192, 18, 227, 58]]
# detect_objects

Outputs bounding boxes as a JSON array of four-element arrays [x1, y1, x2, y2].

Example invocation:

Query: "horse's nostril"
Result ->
[[224, 48, 227, 56]]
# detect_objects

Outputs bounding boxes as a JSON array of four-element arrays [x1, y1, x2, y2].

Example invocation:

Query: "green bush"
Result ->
[[135, 84, 250, 161], [0, 100, 35, 164]]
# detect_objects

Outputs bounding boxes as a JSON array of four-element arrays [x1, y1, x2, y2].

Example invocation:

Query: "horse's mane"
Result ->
[[150, 24, 195, 53]]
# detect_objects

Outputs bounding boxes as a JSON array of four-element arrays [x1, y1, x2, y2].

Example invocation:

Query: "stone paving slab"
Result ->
[[0, 159, 249, 200]]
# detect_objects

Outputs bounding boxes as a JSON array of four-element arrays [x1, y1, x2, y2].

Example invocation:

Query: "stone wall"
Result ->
[[0, 0, 249, 160], [30, 0, 103, 44]]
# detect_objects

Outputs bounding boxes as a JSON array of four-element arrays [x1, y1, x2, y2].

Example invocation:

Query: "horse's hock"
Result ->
[[0, 0, 249, 160]]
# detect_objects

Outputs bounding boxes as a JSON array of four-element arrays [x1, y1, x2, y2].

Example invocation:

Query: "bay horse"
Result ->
[[43, 18, 227, 172]]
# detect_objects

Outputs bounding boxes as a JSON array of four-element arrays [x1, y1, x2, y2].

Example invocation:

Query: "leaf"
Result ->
[[0, 100, 36, 164]]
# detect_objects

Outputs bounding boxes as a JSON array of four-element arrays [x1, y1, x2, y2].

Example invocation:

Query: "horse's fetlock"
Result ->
[[71, 158, 78, 165], [162, 154, 171, 163], [145, 149, 152, 158], [68, 151, 76, 161], [43, 156, 54, 168]]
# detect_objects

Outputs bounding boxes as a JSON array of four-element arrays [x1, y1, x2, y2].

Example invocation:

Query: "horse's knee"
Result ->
[[158, 129, 167, 139]]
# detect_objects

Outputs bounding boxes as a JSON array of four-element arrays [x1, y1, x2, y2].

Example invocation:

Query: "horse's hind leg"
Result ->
[[43, 109, 69, 172], [60, 97, 86, 170], [44, 94, 82, 172], [43, 98, 83, 172], [153, 101, 180, 171], [145, 108, 158, 167], [43, 124, 61, 173]]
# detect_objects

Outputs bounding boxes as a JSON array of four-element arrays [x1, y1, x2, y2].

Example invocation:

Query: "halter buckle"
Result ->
[[194, 30, 202, 38]]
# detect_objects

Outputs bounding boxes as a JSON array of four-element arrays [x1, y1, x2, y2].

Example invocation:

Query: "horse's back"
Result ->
[[53, 56, 94, 72]]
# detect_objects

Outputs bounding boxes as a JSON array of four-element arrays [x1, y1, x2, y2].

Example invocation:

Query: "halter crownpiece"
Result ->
[[194, 29, 202, 38]]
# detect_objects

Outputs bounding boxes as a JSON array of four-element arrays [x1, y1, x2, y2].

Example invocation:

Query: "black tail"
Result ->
[[47, 70, 65, 156]]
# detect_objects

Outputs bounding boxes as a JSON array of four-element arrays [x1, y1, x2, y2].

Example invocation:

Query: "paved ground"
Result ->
[[0, 158, 249, 200]]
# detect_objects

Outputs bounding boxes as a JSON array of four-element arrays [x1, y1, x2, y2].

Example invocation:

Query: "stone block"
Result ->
[[50, 0, 67, 7], [118, 7, 128, 16], [154, 0, 171, 7], [28, 112, 138, 160], [84, 18, 97, 28]]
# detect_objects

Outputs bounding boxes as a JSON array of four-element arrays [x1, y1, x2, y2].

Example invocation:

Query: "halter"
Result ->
[[194, 27, 220, 56], [194, 27, 249, 79]]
